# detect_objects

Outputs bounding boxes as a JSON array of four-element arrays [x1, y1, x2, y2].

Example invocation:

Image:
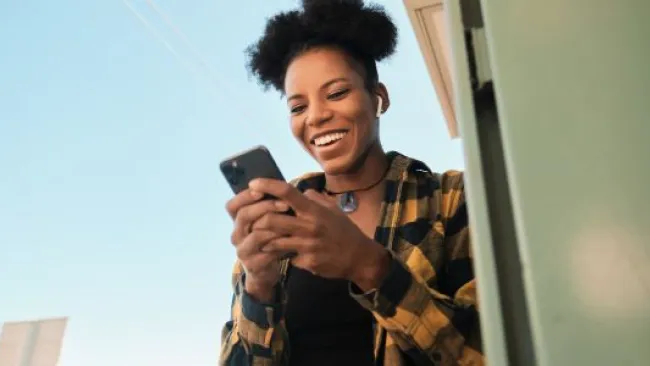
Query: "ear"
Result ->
[[374, 83, 390, 117], [376, 96, 383, 118]]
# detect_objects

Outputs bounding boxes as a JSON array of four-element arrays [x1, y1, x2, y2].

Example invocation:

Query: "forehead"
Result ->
[[284, 47, 365, 94]]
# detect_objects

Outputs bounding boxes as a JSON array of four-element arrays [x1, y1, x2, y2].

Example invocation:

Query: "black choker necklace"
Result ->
[[323, 164, 391, 213]]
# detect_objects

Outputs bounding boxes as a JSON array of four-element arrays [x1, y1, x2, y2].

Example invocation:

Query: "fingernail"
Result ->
[[249, 179, 260, 189], [275, 201, 289, 211]]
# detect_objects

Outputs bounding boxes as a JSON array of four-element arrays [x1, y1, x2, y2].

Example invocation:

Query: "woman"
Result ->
[[220, 1, 482, 365]]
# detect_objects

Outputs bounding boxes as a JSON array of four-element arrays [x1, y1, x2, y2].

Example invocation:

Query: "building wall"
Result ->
[[0, 318, 67, 366]]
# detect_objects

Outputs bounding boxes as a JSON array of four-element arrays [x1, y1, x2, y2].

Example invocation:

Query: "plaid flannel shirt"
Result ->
[[220, 152, 483, 365]]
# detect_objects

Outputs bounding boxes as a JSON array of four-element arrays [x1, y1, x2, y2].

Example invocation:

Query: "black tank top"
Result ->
[[284, 265, 375, 366]]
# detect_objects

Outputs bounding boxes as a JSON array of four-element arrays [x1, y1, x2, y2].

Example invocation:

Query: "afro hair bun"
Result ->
[[301, 0, 364, 13], [246, 0, 398, 92]]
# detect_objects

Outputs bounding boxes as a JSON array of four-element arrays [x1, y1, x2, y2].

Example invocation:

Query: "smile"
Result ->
[[311, 131, 349, 147]]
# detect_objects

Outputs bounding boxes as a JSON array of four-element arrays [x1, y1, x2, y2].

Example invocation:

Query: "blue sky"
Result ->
[[0, 1, 464, 365]]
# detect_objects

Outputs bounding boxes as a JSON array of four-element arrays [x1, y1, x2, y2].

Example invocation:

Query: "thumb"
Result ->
[[304, 189, 338, 209]]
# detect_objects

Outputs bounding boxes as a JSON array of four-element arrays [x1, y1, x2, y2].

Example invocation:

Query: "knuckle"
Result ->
[[233, 217, 245, 234], [237, 205, 251, 221], [227, 191, 256, 218], [250, 230, 270, 244], [260, 200, 276, 215], [225, 199, 236, 217], [306, 238, 320, 252], [235, 244, 247, 259], [305, 254, 319, 268], [278, 184, 293, 197], [253, 216, 267, 231], [247, 230, 261, 242], [257, 213, 274, 229], [305, 221, 321, 236], [303, 189, 316, 198]]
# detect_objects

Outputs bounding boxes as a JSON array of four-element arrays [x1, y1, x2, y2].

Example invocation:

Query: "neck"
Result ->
[[325, 143, 389, 193]]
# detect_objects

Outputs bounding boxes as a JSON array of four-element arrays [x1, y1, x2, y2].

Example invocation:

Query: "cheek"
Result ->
[[290, 118, 308, 146], [351, 106, 375, 136], [346, 95, 374, 130]]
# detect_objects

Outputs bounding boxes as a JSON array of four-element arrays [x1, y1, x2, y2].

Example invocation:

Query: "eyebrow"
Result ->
[[286, 77, 349, 103]]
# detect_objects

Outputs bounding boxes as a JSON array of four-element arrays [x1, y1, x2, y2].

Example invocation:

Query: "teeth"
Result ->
[[314, 132, 347, 146]]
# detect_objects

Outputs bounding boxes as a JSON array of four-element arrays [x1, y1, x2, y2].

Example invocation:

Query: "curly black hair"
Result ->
[[245, 0, 398, 93]]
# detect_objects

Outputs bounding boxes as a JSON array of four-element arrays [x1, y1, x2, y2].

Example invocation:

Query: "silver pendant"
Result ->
[[338, 192, 358, 213]]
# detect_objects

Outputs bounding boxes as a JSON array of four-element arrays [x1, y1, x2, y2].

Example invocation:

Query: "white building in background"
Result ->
[[0, 318, 68, 366]]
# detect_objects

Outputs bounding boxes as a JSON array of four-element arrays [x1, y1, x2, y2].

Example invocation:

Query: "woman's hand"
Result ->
[[249, 178, 390, 290], [226, 189, 291, 302]]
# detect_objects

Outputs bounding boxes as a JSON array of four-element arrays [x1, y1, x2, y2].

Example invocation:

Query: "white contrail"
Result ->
[[122, 0, 229, 105], [122, 0, 272, 143], [144, 0, 219, 83], [122, 0, 199, 80]]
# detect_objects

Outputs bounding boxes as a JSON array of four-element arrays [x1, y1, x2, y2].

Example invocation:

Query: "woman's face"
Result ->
[[284, 47, 388, 175]]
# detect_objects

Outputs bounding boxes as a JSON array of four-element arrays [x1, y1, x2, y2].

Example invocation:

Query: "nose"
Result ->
[[305, 101, 333, 127]]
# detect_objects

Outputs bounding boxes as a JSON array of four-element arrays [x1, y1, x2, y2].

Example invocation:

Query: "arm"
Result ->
[[219, 261, 290, 366], [350, 171, 482, 365]]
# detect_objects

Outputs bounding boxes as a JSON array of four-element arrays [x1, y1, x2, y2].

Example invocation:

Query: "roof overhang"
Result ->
[[403, 0, 458, 138]]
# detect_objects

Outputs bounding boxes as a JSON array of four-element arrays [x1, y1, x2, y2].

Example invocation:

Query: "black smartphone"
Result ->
[[220, 145, 296, 259], [220, 145, 287, 196]]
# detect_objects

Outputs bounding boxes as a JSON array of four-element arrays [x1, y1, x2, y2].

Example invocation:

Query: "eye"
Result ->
[[327, 89, 350, 100], [290, 104, 306, 114]]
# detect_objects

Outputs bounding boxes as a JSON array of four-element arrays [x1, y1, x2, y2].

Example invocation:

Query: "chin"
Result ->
[[316, 153, 357, 175], [320, 161, 348, 175]]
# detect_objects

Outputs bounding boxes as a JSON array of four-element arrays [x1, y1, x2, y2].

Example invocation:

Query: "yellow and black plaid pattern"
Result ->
[[220, 152, 483, 366]]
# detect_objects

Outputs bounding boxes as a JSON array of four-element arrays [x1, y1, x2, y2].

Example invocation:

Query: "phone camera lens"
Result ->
[[224, 161, 245, 185]]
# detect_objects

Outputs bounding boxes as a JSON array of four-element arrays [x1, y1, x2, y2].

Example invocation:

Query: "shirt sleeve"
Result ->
[[349, 171, 483, 365], [219, 261, 289, 366]]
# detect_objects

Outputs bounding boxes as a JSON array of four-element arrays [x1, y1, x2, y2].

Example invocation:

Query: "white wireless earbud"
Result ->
[[376, 96, 383, 118]]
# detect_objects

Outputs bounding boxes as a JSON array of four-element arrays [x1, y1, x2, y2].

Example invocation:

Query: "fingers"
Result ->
[[303, 189, 338, 209], [231, 199, 290, 245], [262, 235, 310, 254], [237, 230, 284, 291], [249, 179, 313, 214], [262, 236, 319, 274], [236, 229, 282, 259], [226, 189, 264, 219], [251, 212, 316, 237]]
